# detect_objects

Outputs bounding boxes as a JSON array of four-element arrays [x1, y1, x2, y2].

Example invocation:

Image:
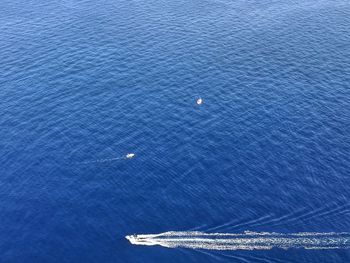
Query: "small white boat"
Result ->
[[197, 98, 203, 105], [126, 153, 135, 159]]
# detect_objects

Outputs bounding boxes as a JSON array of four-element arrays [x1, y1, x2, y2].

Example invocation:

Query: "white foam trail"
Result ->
[[126, 231, 350, 250], [79, 153, 135, 164]]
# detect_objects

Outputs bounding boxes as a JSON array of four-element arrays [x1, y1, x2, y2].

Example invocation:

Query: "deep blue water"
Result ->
[[1, 0, 350, 262]]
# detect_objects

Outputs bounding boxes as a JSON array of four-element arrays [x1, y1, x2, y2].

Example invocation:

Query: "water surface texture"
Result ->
[[1, 0, 350, 262]]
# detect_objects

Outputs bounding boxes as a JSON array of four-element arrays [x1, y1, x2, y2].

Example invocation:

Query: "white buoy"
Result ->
[[126, 153, 135, 159], [196, 98, 203, 105]]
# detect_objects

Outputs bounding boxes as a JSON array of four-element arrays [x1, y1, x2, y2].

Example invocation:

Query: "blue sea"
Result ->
[[1, 0, 350, 262]]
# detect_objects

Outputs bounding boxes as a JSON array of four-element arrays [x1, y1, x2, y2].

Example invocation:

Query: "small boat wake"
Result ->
[[126, 231, 350, 250], [78, 153, 135, 164]]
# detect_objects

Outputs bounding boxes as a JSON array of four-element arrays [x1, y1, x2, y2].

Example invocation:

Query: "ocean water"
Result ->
[[1, 0, 350, 262]]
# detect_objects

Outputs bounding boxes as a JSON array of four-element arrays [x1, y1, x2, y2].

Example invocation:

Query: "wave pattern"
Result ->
[[126, 231, 350, 250], [1, 0, 350, 262]]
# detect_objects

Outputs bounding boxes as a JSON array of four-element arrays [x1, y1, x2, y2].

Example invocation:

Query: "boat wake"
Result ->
[[78, 153, 135, 164], [126, 231, 350, 250]]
